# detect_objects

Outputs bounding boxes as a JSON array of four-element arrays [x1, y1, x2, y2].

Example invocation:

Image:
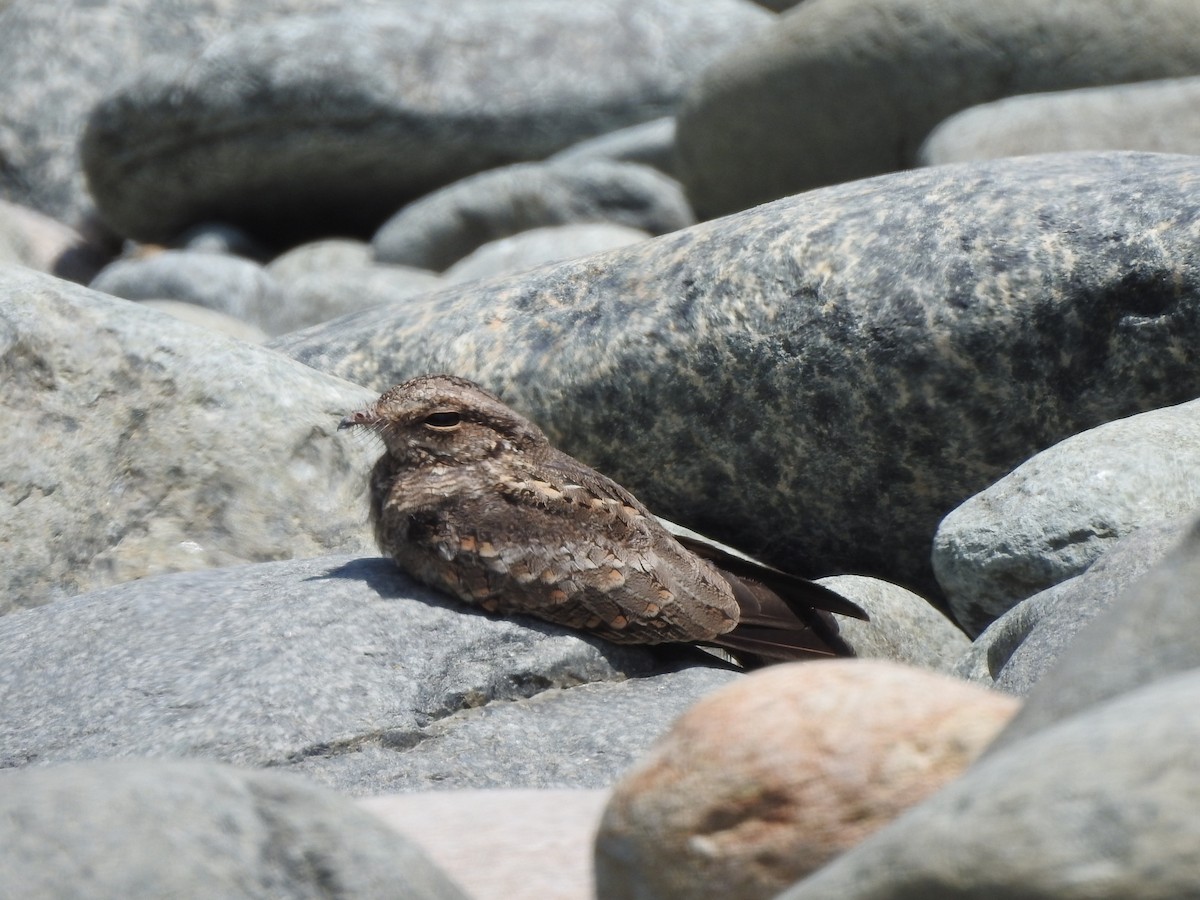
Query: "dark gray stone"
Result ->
[[0, 554, 658, 781], [442, 223, 650, 285], [269, 153, 1200, 598], [0, 266, 376, 613], [0, 759, 468, 899], [955, 518, 1189, 694], [780, 667, 1200, 899], [675, 0, 1200, 217], [934, 396, 1200, 635], [80, 1, 768, 243], [988, 513, 1200, 752], [921, 76, 1200, 166], [174, 221, 269, 259], [550, 117, 679, 177], [373, 160, 693, 271]]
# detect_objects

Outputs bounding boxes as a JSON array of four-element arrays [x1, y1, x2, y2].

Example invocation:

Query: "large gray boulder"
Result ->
[[921, 76, 1200, 166], [780, 666, 1200, 899], [0, 266, 376, 613], [80, 1, 768, 243], [0, 759, 468, 899], [269, 153, 1200, 597], [934, 396, 1200, 635], [675, 0, 1200, 217]]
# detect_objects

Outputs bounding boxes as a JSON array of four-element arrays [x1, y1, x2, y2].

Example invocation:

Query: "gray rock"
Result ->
[[443, 223, 650, 285], [0, 0, 419, 228], [89, 250, 290, 334], [267, 238, 375, 283], [675, 0, 1200, 217], [0, 759, 468, 900], [174, 221, 269, 259], [549, 117, 679, 177], [373, 160, 693, 271], [934, 396, 1200, 635], [956, 519, 1190, 694], [0, 197, 109, 282], [921, 76, 1200, 166], [818, 575, 968, 674], [0, 266, 376, 613], [780, 667, 1200, 899], [0, 552, 691, 787], [269, 152, 1200, 598], [80, 1, 768, 243], [282, 266, 446, 326], [988, 513, 1200, 752], [137, 299, 270, 344]]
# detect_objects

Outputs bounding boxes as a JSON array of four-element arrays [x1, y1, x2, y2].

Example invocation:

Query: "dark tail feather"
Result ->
[[712, 570, 856, 666]]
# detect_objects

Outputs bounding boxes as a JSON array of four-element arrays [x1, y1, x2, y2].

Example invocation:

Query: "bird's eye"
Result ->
[[424, 411, 462, 429]]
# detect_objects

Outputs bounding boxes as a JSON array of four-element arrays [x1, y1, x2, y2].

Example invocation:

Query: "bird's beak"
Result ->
[[338, 407, 379, 431]]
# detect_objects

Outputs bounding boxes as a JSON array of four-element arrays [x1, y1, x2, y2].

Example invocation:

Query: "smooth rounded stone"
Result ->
[[89, 249, 294, 334], [269, 152, 1200, 598], [174, 221, 269, 258], [138, 299, 270, 344], [817, 575, 968, 674], [0, 759, 468, 900], [81, 2, 769, 244], [0, 197, 110, 282], [920, 76, 1200, 166], [596, 660, 1018, 900], [550, 117, 679, 177], [934, 396, 1200, 636], [779, 668, 1200, 900], [282, 266, 446, 327], [362, 789, 608, 900], [675, 0, 1200, 217], [956, 518, 1190, 695], [373, 160, 694, 271], [0, 0, 419, 229], [443, 223, 651, 285], [267, 238, 375, 282], [0, 266, 377, 612], [0, 553, 658, 779], [987, 513, 1200, 753]]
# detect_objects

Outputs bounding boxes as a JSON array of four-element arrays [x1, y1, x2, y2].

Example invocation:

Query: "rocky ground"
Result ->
[[3, 1, 1200, 898]]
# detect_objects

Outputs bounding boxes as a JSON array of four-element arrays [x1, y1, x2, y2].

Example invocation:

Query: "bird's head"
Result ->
[[338, 374, 548, 465]]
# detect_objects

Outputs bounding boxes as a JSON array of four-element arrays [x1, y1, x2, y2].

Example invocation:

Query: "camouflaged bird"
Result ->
[[339, 374, 867, 665]]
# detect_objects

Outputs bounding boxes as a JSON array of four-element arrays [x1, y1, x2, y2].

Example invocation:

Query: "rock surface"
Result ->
[[0, 759, 468, 900], [550, 117, 679, 177], [934, 396, 1200, 635], [596, 660, 1018, 900], [373, 160, 692, 271], [80, 1, 768, 243], [0, 266, 376, 612], [675, 0, 1200, 216], [921, 76, 1200, 165], [956, 518, 1189, 694], [780, 667, 1200, 899], [442, 223, 650, 285], [0, 198, 109, 282], [270, 152, 1200, 598]]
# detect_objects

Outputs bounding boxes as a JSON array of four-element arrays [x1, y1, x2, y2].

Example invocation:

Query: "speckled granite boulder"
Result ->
[[270, 152, 1200, 597], [920, 76, 1200, 166], [0, 0, 413, 228], [597, 661, 1017, 900], [818, 575, 968, 674], [550, 117, 679, 177], [779, 667, 1200, 899], [956, 519, 1189, 695], [987, 514, 1200, 753], [0, 266, 376, 613], [0, 759, 468, 900], [934, 396, 1200, 635], [0, 198, 109, 282], [0, 553, 745, 795], [81, 1, 768, 244], [373, 160, 692, 271], [675, 0, 1200, 217], [443, 224, 650, 285]]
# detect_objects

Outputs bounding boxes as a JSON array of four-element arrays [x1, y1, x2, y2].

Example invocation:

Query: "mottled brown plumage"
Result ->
[[339, 374, 867, 665]]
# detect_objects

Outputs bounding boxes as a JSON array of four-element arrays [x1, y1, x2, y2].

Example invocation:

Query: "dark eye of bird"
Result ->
[[424, 411, 462, 429]]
